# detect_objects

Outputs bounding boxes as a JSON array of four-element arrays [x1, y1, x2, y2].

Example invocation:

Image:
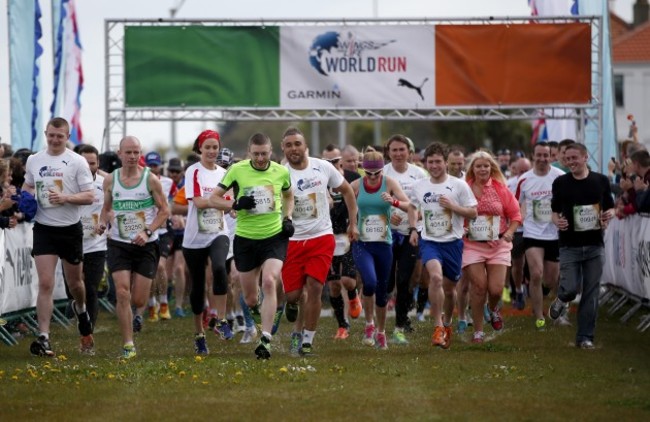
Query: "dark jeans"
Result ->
[[557, 245, 604, 343]]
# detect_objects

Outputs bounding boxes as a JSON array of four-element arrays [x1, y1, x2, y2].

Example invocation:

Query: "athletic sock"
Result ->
[[40, 332, 49, 340], [329, 295, 347, 328], [302, 330, 315, 345], [158, 294, 168, 305], [148, 297, 156, 307], [346, 288, 358, 300], [73, 301, 86, 314]]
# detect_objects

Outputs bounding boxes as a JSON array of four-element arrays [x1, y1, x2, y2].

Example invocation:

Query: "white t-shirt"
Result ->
[[182, 162, 229, 249], [286, 157, 344, 241], [25, 149, 93, 226], [80, 173, 107, 254], [410, 175, 477, 242], [383, 163, 427, 235], [516, 166, 565, 240], [155, 175, 175, 236]]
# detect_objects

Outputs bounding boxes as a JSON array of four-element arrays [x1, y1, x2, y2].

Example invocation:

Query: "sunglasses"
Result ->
[[365, 169, 382, 176], [326, 157, 341, 165]]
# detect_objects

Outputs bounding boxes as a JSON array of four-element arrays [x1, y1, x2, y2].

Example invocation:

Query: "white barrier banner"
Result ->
[[602, 215, 650, 300], [280, 26, 435, 109], [0, 223, 67, 315]]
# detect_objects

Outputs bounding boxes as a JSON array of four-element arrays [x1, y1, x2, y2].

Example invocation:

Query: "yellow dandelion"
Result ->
[[11, 375, 18, 380], [194, 356, 203, 363], [202, 381, 209, 385], [235, 371, 243, 376], [57, 355, 67, 361], [192, 374, 198, 380], [178, 371, 186, 377], [107, 373, 115, 380], [279, 367, 288, 373]]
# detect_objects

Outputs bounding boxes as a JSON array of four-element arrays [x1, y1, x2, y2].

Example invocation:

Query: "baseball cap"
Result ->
[[145, 151, 162, 166], [216, 148, 234, 167], [167, 157, 182, 172]]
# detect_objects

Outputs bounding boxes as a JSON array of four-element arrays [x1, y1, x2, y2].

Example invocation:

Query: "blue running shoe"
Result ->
[[457, 320, 468, 334], [174, 307, 186, 318], [215, 319, 234, 340], [194, 334, 209, 355], [271, 305, 285, 335]]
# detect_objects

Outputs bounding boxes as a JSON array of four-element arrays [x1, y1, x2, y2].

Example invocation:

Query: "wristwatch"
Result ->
[[144, 228, 153, 238]]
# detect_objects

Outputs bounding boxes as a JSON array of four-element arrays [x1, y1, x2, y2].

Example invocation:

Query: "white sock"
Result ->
[[74, 302, 86, 314], [302, 330, 315, 345], [148, 297, 157, 307], [262, 331, 272, 340], [158, 295, 168, 305], [366, 320, 375, 327], [40, 332, 49, 340]]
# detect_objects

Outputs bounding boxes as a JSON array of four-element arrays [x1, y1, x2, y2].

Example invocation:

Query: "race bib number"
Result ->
[[243, 185, 275, 214], [360, 214, 388, 242], [81, 213, 99, 239], [532, 199, 552, 223], [197, 208, 224, 233], [333, 233, 350, 256], [293, 193, 318, 220], [35, 179, 63, 208], [573, 204, 601, 232], [424, 209, 452, 238], [117, 211, 146, 240], [468, 215, 500, 241], [391, 208, 410, 232]]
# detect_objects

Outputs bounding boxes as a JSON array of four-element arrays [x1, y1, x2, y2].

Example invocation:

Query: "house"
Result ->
[[612, 0, 650, 145]]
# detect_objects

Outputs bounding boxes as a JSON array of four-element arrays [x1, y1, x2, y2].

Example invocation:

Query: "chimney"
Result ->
[[634, 0, 650, 27]]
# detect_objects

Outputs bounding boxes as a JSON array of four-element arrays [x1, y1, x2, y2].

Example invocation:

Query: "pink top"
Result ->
[[468, 178, 522, 235]]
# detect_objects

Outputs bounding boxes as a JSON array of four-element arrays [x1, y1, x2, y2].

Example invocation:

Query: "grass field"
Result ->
[[1, 304, 649, 421]]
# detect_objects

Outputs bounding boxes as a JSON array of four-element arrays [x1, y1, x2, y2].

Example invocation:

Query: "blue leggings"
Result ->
[[352, 241, 393, 307]]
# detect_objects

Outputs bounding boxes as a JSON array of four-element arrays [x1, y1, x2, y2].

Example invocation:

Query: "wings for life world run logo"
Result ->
[[300, 31, 428, 101]]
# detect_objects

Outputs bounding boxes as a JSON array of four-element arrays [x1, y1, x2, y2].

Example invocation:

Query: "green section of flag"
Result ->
[[125, 26, 280, 107]]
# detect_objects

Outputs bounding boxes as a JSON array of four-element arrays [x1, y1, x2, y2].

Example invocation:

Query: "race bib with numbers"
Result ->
[[424, 209, 452, 238], [81, 213, 99, 239], [333, 233, 351, 256], [243, 185, 275, 214], [197, 208, 224, 233], [573, 204, 600, 232], [35, 179, 63, 208], [360, 214, 388, 242], [293, 193, 319, 220], [468, 215, 500, 241], [117, 211, 146, 240], [532, 199, 552, 223]]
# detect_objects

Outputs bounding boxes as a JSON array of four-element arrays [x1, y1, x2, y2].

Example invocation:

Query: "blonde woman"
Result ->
[[463, 150, 521, 343]]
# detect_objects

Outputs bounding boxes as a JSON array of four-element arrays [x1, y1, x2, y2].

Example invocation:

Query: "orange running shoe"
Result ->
[[432, 326, 446, 347], [147, 305, 159, 323], [159, 303, 171, 320], [348, 296, 362, 319], [334, 327, 350, 340]]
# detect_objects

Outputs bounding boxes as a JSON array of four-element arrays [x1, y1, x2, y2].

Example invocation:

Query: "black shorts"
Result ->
[[233, 233, 288, 273], [170, 230, 184, 253], [32, 221, 83, 264], [158, 232, 173, 258], [523, 237, 560, 262], [511, 232, 526, 259], [328, 250, 357, 280], [107, 238, 160, 279]]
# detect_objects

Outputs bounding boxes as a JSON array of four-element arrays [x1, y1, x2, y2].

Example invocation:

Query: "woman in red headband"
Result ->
[[181, 129, 234, 355]]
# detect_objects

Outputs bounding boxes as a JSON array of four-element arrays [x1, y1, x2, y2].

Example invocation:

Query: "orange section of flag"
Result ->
[[435, 23, 591, 106]]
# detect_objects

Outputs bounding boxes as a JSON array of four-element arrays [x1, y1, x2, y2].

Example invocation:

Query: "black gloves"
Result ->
[[232, 195, 256, 211], [281, 217, 295, 238]]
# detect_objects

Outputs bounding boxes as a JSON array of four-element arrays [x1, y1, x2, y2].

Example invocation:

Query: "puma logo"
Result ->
[[62, 160, 69, 166], [398, 78, 428, 100], [445, 186, 453, 192]]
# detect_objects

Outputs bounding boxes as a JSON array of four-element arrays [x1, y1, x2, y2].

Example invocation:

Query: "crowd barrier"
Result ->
[[601, 214, 650, 331]]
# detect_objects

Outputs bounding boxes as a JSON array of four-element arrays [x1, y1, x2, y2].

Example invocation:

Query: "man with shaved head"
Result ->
[[101, 136, 170, 359]]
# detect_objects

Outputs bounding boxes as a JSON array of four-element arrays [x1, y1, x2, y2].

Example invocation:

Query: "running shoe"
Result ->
[[255, 335, 271, 360], [432, 326, 448, 349], [554, 314, 572, 326], [376, 332, 388, 350], [174, 307, 186, 318], [290, 332, 302, 356], [535, 318, 546, 331], [234, 315, 246, 333], [159, 303, 172, 320], [513, 292, 526, 310], [71, 300, 93, 336], [472, 331, 485, 344], [362, 324, 376, 347], [132, 315, 143, 333], [194, 334, 209, 355], [215, 319, 234, 340], [147, 305, 159, 323], [122, 344, 137, 360], [285, 303, 298, 323], [577, 340, 595, 350], [348, 296, 362, 319], [391, 329, 409, 345], [416, 312, 426, 322], [334, 327, 349, 340], [490, 308, 504, 331], [250, 304, 262, 325], [549, 297, 569, 321], [300, 342, 313, 356], [79, 334, 95, 356], [403, 317, 414, 333], [457, 320, 468, 334], [483, 304, 491, 324], [443, 325, 452, 349], [240, 326, 257, 344], [208, 314, 219, 331], [30, 335, 55, 357], [271, 305, 284, 335]]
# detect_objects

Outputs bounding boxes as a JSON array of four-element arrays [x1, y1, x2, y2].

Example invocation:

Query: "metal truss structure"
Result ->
[[105, 16, 604, 166]]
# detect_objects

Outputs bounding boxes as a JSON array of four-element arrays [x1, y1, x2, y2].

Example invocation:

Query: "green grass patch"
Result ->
[[1, 309, 649, 421]]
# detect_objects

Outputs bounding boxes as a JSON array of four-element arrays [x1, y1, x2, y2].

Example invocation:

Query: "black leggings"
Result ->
[[182, 235, 230, 315], [388, 237, 418, 328], [83, 251, 106, 326]]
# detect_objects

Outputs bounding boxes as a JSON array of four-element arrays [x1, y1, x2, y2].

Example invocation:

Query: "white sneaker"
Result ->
[[553, 314, 572, 326], [240, 326, 257, 344], [416, 312, 425, 322]]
